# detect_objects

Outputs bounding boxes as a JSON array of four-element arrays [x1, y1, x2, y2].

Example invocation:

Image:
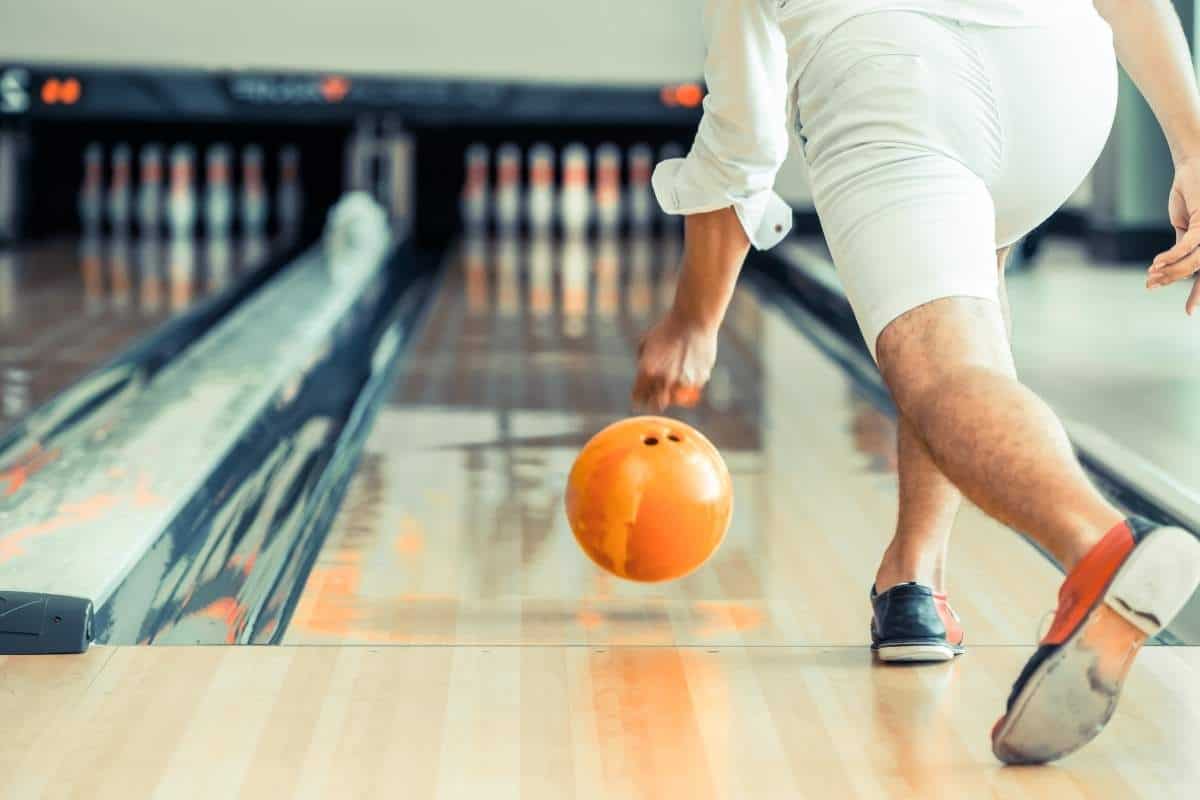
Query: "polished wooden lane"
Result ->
[[282, 232, 1065, 648], [3, 645, 1199, 798]]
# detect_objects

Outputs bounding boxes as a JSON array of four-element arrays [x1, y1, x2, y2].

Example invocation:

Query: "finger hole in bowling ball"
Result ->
[[643, 436, 659, 446], [667, 434, 681, 442]]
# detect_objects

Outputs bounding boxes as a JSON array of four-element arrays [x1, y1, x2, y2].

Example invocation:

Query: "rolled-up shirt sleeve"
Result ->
[[652, 0, 792, 250]]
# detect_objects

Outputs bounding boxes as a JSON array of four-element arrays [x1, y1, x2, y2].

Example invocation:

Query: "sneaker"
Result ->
[[870, 581, 966, 662], [992, 518, 1200, 764]]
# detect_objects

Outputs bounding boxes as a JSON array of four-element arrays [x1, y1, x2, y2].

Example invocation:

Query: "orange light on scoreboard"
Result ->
[[41, 76, 82, 105], [320, 76, 350, 103], [660, 83, 704, 109]]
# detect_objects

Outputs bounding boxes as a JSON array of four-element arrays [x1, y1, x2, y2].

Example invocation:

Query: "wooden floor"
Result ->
[[3, 644, 1200, 798], [5, 235, 1199, 797]]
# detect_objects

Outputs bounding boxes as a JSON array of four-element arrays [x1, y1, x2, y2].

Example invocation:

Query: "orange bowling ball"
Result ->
[[565, 416, 732, 582]]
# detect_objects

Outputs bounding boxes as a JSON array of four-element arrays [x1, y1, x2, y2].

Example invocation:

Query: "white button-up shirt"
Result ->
[[652, 0, 1085, 251]]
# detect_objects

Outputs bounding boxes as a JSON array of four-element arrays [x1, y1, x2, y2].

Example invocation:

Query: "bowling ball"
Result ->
[[565, 416, 732, 582]]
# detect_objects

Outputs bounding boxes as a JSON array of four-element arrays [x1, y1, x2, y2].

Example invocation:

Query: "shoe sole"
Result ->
[[992, 526, 1200, 765], [874, 642, 962, 663]]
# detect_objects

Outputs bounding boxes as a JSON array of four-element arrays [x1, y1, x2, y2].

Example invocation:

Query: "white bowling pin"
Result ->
[[461, 143, 490, 231], [107, 143, 132, 233], [494, 143, 521, 233], [496, 232, 520, 318], [240, 144, 269, 235], [526, 143, 556, 235], [79, 142, 104, 234], [594, 143, 621, 233], [205, 143, 234, 237], [626, 143, 654, 230], [528, 233, 554, 320], [168, 236, 197, 311], [137, 143, 164, 234], [594, 229, 619, 319], [560, 234, 590, 338], [276, 145, 303, 239], [166, 143, 196, 240], [559, 144, 591, 237]]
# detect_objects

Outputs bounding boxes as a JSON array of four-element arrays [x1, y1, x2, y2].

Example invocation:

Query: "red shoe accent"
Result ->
[[1041, 520, 1135, 646], [932, 592, 964, 646]]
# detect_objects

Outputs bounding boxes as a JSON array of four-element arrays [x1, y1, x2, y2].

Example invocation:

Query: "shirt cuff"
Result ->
[[651, 157, 793, 250]]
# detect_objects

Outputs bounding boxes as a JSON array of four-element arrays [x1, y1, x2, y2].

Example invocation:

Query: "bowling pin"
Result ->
[[0, 250, 16, 319], [79, 142, 104, 234], [138, 232, 164, 313], [526, 143, 556, 235], [166, 143, 196, 240], [240, 145, 269, 236], [107, 143, 132, 233], [344, 116, 377, 195], [559, 143, 591, 237], [560, 235, 589, 338], [137, 143, 164, 234], [276, 145, 303, 239], [494, 143, 521, 233], [0, 129, 25, 243], [107, 231, 133, 311], [626, 143, 654, 231], [205, 143, 234, 237], [461, 143, 490, 231], [378, 117, 413, 234], [240, 231, 267, 269], [495, 231, 521, 318], [594, 143, 621, 234]]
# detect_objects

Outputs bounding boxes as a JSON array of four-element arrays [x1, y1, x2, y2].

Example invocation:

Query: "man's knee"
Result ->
[[876, 296, 1015, 417]]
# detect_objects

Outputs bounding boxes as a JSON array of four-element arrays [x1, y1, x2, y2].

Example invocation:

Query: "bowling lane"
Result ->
[[0, 232, 275, 437], [281, 232, 1065, 646]]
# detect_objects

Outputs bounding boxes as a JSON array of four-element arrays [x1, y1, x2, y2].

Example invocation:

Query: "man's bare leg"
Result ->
[[875, 267, 1123, 572], [873, 247, 1012, 593]]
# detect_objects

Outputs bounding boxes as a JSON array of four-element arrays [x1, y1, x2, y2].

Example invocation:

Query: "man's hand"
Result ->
[[631, 311, 718, 413], [1147, 157, 1200, 314]]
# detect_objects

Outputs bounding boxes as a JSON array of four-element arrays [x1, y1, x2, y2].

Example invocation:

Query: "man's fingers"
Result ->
[[1151, 226, 1200, 270], [1148, 249, 1200, 288], [673, 385, 702, 408]]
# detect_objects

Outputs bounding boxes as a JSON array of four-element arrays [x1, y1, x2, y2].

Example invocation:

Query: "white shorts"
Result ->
[[794, 10, 1118, 359]]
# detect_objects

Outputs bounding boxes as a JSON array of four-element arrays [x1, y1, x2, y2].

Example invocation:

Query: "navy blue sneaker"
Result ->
[[870, 582, 965, 663]]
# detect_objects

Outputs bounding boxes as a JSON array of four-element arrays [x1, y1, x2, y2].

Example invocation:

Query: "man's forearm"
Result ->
[[671, 206, 751, 333], [1096, 0, 1200, 163]]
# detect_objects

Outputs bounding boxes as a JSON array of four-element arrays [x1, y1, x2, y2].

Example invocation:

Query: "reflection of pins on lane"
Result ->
[[79, 142, 103, 234], [107, 232, 133, 311], [166, 143, 196, 239], [526, 143, 555, 235], [594, 230, 619, 319], [594, 143, 621, 233], [528, 233, 553, 319], [168, 237, 197, 311], [0, 251, 16, 319], [494, 143, 521, 233], [78, 234, 104, 313], [206, 234, 233, 292], [463, 233, 489, 317], [461, 143, 490, 231], [627, 233, 653, 317], [107, 143, 132, 233], [495, 233, 520, 318], [276, 145, 303, 239], [2, 366, 30, 421], [627, 143, 654, 230], [137, 143, 164, 234], [559, 144, 591, 237], [241, 145, 269, 236], [560, 235, 590, 339], [138, 233, 164, 313], [240, 232, 268, 269], [205, 144, 234, 237]]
